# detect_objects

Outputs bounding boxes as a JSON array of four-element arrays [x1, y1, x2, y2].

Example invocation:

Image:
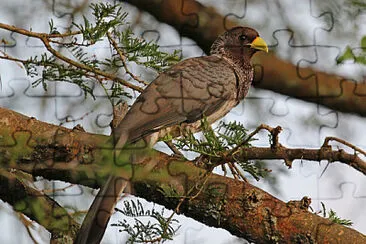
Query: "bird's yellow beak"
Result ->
[[250, 36, 268, 53]]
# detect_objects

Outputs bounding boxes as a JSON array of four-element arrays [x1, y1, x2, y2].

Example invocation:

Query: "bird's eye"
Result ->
[[238, 35, 247, 41]]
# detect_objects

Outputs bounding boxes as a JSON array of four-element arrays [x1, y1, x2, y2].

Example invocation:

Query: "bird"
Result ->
[[75, 26, 268, 244]]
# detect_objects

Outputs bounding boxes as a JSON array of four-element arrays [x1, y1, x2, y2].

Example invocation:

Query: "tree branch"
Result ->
[[233, 146, 366, 175], [0, 107, 365, 242], [106, 32, 148, 86], [0, 22, 144, 92], [122, 0, 366, 117], [0, 169, 79, 242], [227, 124, 366, 175]]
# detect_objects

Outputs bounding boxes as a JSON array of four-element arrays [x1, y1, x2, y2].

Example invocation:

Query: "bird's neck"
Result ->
[[233, 61, 254, 100], [216, 53, 254, 100], [211, 40, 255, 100]]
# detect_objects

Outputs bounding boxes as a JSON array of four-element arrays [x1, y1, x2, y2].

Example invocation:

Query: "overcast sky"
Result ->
[[0, 0, 365, 243]]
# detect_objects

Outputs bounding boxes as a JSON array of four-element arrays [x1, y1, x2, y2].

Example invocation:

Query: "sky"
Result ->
[[0, 0, 365, 243]]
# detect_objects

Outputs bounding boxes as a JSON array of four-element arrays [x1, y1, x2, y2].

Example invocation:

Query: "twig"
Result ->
[[0, 51, 24, 68], [42, 183, 75, 194], [323, 136, 366, 156], [40, 35, 143, 92], [0, 22, 144, 92], [165, 141, 184, 157], [227, 163, 239, 179], [0, 22, 81, 38], [231, 163, 248, 182], [107, 32, 148, 85], [49, 38, 94, 47], [227, 144, 366, 175], [230, 124, 282, 154], [17, 213, 39, 244], [188, 170, 212, 201]]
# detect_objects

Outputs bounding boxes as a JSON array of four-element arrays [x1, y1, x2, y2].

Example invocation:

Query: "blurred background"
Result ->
[[0, 0, 365, 243]]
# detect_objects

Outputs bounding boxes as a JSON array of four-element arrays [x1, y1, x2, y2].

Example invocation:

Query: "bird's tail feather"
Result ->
[[75, 127, 131, 244], [74, 175, 129, 244]]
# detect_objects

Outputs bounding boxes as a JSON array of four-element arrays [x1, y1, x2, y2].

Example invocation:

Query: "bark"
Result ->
[[0, 107, 365, 243], [123, 0, 366, 117], [0, 169, 78, 243]]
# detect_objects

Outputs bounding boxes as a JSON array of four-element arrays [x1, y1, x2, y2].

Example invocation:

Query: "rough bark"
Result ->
[[0, 107, 365, 243], [0, 169, 78, 243], [122, 0, 366, 117]]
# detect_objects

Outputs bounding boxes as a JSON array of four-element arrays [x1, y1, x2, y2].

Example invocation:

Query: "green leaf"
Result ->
[[328, 209, 353, 226], [350, 0, 366, 8], [355, 55, 366, 65], [173, 120, 269, 180], [111, 200, 180, 243], [336, 46, 355, 64], [9, 2, 181, 103], [361, 36, 366, 52]]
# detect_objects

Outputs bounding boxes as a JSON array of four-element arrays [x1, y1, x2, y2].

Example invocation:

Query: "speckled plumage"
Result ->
[[75, 27, 267, 244], [114, 27, 261, 146], [113, 56, 238, 144]]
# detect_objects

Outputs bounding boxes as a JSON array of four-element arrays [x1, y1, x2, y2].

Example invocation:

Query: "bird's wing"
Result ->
[[114, 55, 237, 144]]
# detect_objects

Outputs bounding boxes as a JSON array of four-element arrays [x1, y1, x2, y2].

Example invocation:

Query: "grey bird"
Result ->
[[75, 26, 268, 244]]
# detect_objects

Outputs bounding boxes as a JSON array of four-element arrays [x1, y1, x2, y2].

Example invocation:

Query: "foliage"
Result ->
[[25, 54, 99, 99], [348, 0, 366, 8], [336, 36, 366, 65], [328, 209, 353, 226], [321, 202, 353, 226], [174, 119, 270, 180], [112, 200, 180, 243], [117, 27, 181, 71], [21, 2, 180, 100]]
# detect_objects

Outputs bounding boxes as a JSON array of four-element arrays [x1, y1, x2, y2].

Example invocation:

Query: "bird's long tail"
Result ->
[[74, 175, 129, 244], [75, 130, 130, 244]]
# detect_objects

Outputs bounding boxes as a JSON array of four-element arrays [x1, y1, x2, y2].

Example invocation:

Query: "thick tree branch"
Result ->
[[123, 0, 366, 117], [0, 107, 365, 243], [0, 169, 79, 242]]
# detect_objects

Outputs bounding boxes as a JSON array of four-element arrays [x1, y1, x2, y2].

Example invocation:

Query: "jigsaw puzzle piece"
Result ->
[[316, 172, 366, 234], [0, 30, 17, 49]]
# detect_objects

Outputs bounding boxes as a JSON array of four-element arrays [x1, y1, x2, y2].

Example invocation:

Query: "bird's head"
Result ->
[[211, 26, 268, 64]]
